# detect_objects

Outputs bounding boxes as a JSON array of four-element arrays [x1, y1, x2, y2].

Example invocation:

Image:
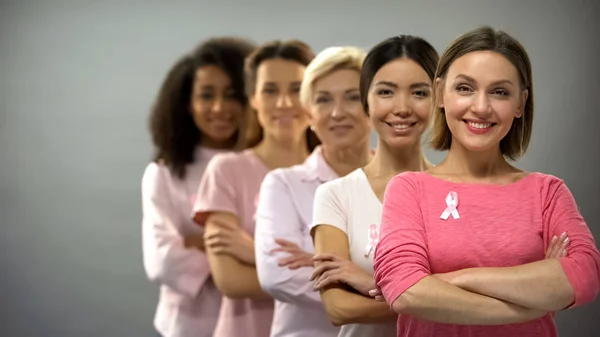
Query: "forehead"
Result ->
[[314, 69, 360, 91], [446, 51, 520, 84], [373, 58, 431, 85], [194, 65, 231, 86], [256, 58, 305, 83]]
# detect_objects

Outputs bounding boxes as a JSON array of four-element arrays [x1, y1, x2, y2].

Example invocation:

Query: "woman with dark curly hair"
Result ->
[[141, 37, 255, 337]]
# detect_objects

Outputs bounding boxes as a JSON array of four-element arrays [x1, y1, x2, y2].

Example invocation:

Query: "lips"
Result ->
[[384, 121, 417, 130], [464, 120, 495, 129], [463, 119, 496, 134]]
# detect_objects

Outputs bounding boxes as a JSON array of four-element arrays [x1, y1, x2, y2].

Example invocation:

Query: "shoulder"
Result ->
[[526, 172, 564, 186], [142, 161, 171, 186], [207, 150, 246, 167], [526, 172, 569, 202], [388, 171, 427, 191], [141, 161, 176, 198], [318, 168, 360, 193], [204, 150, 253, 176]]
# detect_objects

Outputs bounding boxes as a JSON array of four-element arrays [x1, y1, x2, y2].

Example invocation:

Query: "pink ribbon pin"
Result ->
[[364, 224, 380, 257], [440, 191, 460, 220]]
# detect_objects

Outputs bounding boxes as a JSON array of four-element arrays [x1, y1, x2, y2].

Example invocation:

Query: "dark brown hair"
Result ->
[[429, 26, 534, 160], [149, 37, 255, 178], [244, 39, 320, 151], [360, 35, 439, 114]]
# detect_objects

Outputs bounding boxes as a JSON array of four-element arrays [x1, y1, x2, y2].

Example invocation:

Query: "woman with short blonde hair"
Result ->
[[254, 46, 372, 337]]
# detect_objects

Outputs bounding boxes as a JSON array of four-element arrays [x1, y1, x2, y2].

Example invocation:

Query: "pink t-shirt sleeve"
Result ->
[[193, 154, 238, 225], [374, 172, 431, 306], [542, 176, 600, 308]]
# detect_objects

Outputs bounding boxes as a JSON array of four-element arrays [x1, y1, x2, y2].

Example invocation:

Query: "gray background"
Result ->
[[1, 0, 599, 336]]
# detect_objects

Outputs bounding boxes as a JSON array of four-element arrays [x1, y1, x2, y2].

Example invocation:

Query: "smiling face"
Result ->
[[439, 50, 528, 154], [367, 58, 432, 149], [308, 68, 371, 151], [250, 58, 310, 143], [191, 65, 244, 148]]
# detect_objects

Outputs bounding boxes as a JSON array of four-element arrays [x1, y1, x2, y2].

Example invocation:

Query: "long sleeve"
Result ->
[[542, 176, 600, 308], [373, 172, 430, 305], [255, 171, 321, 307], [142, 163, 210, 298]]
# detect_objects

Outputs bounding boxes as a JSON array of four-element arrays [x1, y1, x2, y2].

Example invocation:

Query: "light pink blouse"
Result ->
[[142, 147, 224, 337], [193, 149, 275, 337], [255, 147, 340, 337]]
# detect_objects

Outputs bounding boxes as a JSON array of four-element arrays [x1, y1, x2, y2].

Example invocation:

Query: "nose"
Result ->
[[394, 93, 411, 118], [471, 91, 492, 117], [330, 100, 348, 120], [212, 97, 224, 114], [276, 93, 293, 108]]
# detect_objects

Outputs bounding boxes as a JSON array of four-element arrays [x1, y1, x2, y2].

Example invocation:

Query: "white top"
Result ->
[[141, 147, 224, 337], [311, 168, 397, 337], [255, 147, 340, 337]]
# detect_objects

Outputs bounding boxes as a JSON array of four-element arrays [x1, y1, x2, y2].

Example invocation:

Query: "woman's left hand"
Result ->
[[270, 238, 314, 270], [310, 253, 375, 296], [204, 220, 256, 265]]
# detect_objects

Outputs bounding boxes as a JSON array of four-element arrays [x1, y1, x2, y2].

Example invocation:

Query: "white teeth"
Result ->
[[391, 124, 411, 130], [468, 122, 492, 129]]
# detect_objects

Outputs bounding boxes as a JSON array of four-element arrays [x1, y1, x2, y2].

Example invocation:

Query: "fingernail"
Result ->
[[560, 232, 567, 237], [563, 237, 570, 245], [551, 236, 557, 242]]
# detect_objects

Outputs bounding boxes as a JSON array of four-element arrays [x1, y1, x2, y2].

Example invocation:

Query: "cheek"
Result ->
[[443, 94, 470, 119], [369, 97, 393, 115], [491, 100, 519, 122], [412, 98, 433, 122]]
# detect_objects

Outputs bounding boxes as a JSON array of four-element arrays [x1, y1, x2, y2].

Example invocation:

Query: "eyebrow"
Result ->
[[315, 88, 360, 95], [374, 81, 431, 89], [455, 74, 514, 86]]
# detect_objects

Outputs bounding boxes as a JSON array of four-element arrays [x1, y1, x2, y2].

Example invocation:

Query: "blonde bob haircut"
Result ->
[[300, 46, 367, 108]]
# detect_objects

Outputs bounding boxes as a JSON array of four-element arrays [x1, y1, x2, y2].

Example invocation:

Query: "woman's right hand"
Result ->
[[545, 232, 569, 259], [310, 253, 375, 296]]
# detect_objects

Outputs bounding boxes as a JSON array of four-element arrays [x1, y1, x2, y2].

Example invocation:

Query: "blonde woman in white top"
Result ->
[[309, 35, 439, 337]]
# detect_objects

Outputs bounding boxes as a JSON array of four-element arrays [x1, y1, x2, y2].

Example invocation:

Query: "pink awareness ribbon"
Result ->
[[364, 224, 380, 257], [440, 191, 460, 220]]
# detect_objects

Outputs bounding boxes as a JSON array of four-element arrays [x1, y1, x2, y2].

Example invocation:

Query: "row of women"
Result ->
[[141, 26, 600, 337]]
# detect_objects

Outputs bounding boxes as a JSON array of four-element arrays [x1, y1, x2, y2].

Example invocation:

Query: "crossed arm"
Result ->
[[203, 212, 271, 300], [373, 175, 600, 325], [313, 225, 398, 326]]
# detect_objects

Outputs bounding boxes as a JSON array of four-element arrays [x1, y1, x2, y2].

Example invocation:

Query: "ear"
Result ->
[[435, 78, 444, 108], [249, 94, 259, 111], [515, 89, 528, 118]]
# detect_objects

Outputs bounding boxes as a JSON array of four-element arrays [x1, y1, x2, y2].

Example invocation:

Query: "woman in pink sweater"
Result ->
[[372, 26, 600, 336]]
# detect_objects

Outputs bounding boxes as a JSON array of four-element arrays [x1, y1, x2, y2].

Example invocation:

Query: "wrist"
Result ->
[[448, 268, 473, 288]]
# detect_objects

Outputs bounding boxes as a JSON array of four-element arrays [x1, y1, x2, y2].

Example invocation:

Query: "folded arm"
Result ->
[[313, 225, 397, 326], [205, 212, 271, 300], [374, 174, 548, 325], [142, 165, 209, 298], [447, 179, 600, 312], [255, 172, 321, 307]]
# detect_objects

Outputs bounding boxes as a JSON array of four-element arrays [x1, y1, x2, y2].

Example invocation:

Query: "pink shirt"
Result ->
[[255, 147, 340, 337], [193, 149, 275, 337], [374, 171, 600, 337], [142, 147, 225, 337]]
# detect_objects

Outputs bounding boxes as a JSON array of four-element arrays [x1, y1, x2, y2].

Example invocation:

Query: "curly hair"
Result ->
[[149, 37, 255, 178]]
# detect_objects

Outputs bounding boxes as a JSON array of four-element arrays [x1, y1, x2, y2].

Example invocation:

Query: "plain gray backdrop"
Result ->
[[1, 0, 599, 336]]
